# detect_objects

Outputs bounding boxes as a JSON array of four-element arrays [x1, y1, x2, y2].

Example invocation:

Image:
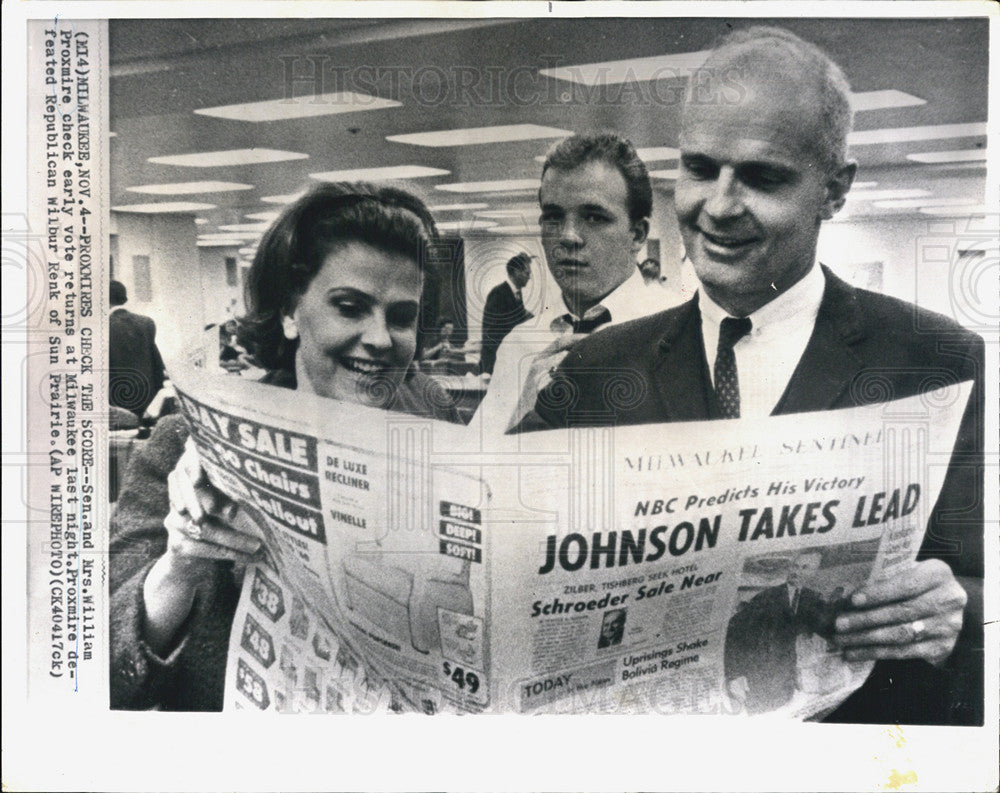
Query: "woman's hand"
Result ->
[[142, 439, 261, 655], [832, 559, 966, 666]]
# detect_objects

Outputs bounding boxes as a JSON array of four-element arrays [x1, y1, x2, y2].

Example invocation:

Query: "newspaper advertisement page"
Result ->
[[169, 367, 491, 715], [171, 365, 969, 717], [486, 383, 972, 716]]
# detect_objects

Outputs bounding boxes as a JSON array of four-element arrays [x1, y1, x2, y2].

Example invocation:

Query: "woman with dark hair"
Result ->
[[110, 183, 459, 710]]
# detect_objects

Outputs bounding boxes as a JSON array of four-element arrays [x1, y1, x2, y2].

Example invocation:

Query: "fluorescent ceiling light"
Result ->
[[128, 181, 254, 195], [428, 203, 490, 212], [199, 232, 262, 240], [239, 248, 257, 256], [475, 209, 539, 219], [195, 92, 402, 123], [649, 169, 680, 180], [435, 220, 499, 232], [850, 122, 987, 146], [436, 179, 539, 194], [387, 124, 570, 147], [218, 223, 271, 233], [309, 165, 449, 181], [533, 146, 679, 164], [848, 90, 925, 112], [919, 204, 989, 216], [245, 211, 282, 222], [488, 224, 541, 235], [845, 189, 931, 202], [539, 50, 712, 85], [195, 218, 209, 225], [849, 182, 879, 190], [907, 149, 988, 164], [261, 192, 306, 205], [197, 239, 245, 247], [873, 197, 984, 209], [148, 148, 309, 168], [111, 202, 217, 213]]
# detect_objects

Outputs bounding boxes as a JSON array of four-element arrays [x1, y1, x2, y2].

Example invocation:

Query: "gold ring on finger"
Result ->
[[910, 619, 927, 640]]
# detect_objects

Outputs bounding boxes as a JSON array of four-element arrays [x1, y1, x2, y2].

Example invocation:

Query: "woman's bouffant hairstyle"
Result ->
[[240, 182, 438, 373]]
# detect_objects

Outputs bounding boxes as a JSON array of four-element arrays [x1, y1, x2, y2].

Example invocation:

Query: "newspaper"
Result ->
[[169, 366, 971, 716]]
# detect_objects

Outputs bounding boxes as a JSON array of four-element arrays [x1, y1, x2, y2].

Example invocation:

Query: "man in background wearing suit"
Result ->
[[479, 253, 532, 376], [525, 27, 984, 724], [725, 551, 833, 714], [471, 132, 674, 435], [109, 279, 165, 417]]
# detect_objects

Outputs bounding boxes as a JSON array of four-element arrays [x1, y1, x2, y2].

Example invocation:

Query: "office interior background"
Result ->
[[107, 16, 990, 368]]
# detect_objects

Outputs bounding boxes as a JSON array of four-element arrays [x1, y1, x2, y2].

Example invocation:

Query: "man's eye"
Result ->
[[584, 211, 609, 223], [743, 168, 789, 190], [682, 159, 716, 179]]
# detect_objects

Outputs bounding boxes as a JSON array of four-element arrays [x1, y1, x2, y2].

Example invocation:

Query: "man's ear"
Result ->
[[822, 161, 858, 220], [631, 218, 651, 251]]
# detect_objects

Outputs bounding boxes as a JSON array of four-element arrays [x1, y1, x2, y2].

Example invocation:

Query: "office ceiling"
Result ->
[[109, 16, 989, 251]]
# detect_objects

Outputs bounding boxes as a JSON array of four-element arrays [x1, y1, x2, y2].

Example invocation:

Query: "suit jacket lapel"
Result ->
[[649, 297, 715, 421], [774, 267, 868, 415]]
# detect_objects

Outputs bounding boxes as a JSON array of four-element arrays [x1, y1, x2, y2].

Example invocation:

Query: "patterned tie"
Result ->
[[561, 306, 612, 334], [715, 316, 752, 418]]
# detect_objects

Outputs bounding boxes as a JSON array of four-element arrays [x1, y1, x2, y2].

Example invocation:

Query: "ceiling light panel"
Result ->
[[111, 202, 217, 213], [148, 148, 309, 167], [197, 239, 246, 247], [436, 180, 539, 193], [849, 122, 987, 146], [848, 90, 926, 112], [435, 220, 499, 231], [194, 92, 402, 122], [919, 204, 990, 216], [245, 211, 282, 222], [873, 197, 985, 209], [128, 181, 254, 195], [261, 192, 306, 205], [309, 165, 449, 181], [218, 223, 272, 233], [539, 51, 712, 84], [429, 203, 490, 212], [845, 189, 931, 201], [907, 149, 988, 164], [649, 169, 680, 180], [388, 124, 571, 147]]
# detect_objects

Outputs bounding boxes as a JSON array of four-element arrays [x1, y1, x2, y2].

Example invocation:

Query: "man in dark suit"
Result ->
[[109, 279, 165, 417], [479, 253, 532, 375], [725, 552, 833, 714], [524, 27, 984, 724]]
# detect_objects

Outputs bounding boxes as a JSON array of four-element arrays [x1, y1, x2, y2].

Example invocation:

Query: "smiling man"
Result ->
[[524, 27, 985, 724], [470, 132, 674, 434]]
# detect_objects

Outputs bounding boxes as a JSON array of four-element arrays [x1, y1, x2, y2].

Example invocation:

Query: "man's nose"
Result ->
[[703, 169, 744, 220], [558, 216, 583, 248]]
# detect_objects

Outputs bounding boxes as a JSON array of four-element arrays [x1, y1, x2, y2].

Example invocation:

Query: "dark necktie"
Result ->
[[714, 316, 752, 418], [562, 306, 612, 334]]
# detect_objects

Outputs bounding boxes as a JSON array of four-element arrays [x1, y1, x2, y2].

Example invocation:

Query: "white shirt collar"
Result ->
[[110, 305, 128, 314], [550, 269, 655, 326], [506, 275, 523, 295], [699, 262, 825, 335]]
